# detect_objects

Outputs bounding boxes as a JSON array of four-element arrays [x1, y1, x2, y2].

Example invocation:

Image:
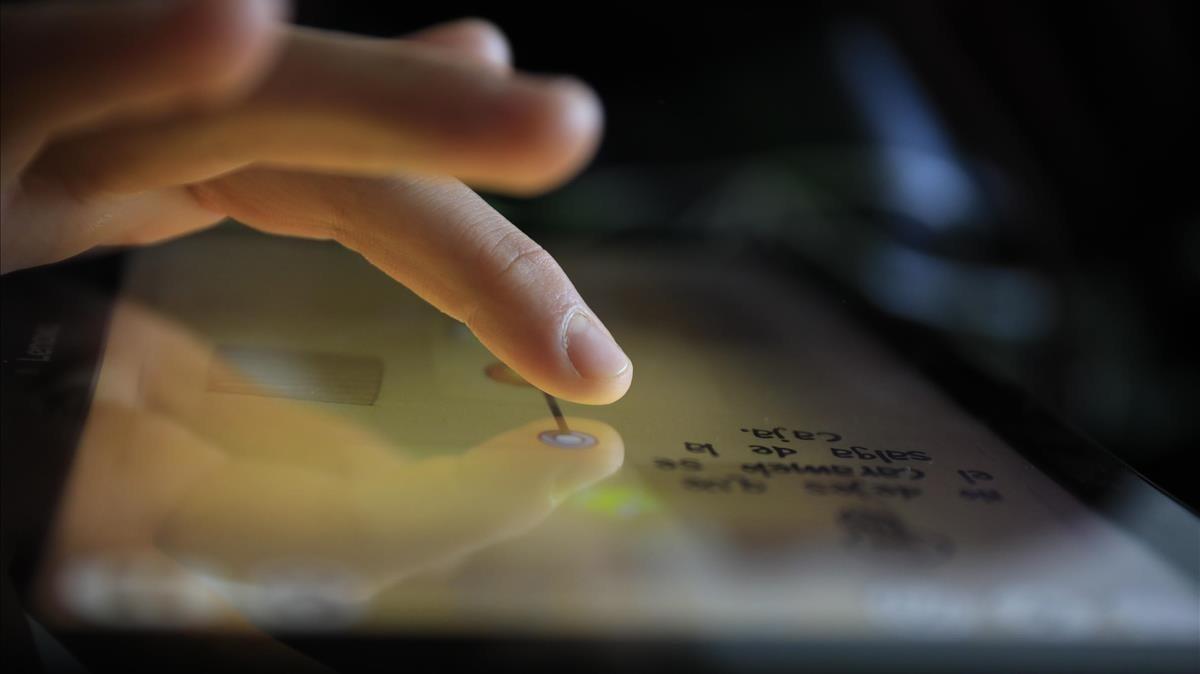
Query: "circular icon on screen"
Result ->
[[538, 430, 597, 449]]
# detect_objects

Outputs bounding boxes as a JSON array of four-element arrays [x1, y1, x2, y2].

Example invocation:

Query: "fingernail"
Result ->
[[564, 312, 630, 380]]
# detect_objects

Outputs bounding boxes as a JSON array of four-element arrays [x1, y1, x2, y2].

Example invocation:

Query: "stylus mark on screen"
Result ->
[[543, 392, 570, 433]]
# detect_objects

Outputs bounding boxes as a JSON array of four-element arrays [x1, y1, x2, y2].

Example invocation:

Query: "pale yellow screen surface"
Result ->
[[36, 228, 1199, 644]]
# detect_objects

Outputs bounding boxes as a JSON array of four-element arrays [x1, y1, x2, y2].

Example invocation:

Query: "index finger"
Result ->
[[191, 170, 633, 405]]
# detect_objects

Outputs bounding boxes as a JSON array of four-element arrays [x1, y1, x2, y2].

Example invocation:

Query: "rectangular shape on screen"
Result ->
[[207, 345, 383, 405], [32, 229, 1198, 658]]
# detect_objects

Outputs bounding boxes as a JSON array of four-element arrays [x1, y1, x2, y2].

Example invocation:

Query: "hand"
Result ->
[[0, 0, 632, 404]]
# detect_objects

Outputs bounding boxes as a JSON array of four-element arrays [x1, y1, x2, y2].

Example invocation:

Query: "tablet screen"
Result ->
[[30, 228, 1199, 649]]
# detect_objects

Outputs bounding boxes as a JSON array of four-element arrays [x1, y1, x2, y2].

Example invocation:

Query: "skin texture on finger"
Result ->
[[189, 170, 633, 404], [30, 26, 602, 199]]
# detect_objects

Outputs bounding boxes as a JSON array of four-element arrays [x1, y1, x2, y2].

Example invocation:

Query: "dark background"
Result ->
[[1, 5, 1197, 670], [292, 1, 1198, 506]]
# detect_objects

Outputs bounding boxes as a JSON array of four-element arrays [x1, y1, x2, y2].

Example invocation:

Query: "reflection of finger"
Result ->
[[186, 171, 633, 405], [0, 0, 282, 143], [50, 401, 227, 551], [46, 394, 352, 653], [103, 301, 399, 476], [41, 399, 246, 627], [34, 26, 600, 198], [157, 418, 624, 589]]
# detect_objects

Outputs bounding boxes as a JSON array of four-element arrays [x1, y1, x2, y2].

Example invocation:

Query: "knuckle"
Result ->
[[481, 230, 557, 292]]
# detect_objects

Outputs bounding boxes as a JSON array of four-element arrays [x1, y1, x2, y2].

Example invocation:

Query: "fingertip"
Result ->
[[555, 310, 633, 404], [454, 18, 513, 69], [553, 361, 634, 406], [159, 0, 287, 100], [484, 334, 632, 407], [489, 76, 604, 194], [438, 75, 602, 194], [590, 364, 635, 405], [508, 317, 633, 407], [408, 17, 512, 71]]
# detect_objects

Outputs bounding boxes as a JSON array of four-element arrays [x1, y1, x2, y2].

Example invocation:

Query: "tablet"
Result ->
[[3, 226, 1197, 673]]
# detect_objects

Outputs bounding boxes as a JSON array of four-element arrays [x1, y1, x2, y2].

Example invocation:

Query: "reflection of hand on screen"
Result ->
[[40, 301, 624, 630]]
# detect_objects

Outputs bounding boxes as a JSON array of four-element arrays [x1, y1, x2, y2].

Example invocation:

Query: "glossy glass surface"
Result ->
[[30, 228, 1198, 648]]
